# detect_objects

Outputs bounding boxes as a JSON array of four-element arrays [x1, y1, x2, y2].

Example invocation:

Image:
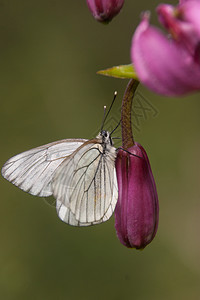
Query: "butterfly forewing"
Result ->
[[53, 140, 118, 226], [1, 139, 87, 197], [2, 132, 119, 227]]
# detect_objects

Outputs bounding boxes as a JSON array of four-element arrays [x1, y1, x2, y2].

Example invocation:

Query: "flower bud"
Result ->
[[115, 143, 159, 249], [86, 0, 124, 23]]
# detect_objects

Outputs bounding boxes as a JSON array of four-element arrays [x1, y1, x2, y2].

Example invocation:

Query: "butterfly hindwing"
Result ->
[[53, 141, 118, 226]]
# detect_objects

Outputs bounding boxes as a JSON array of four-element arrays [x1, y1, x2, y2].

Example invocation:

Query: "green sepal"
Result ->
[[97, 64, 138, 79]]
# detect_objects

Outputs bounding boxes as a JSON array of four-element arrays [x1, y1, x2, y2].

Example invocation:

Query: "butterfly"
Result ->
[[1, 94, 119, 226]]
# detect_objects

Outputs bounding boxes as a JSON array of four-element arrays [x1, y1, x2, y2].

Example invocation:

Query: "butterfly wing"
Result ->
[[1, 139, 87, 197], [53, 142, 118, 226]]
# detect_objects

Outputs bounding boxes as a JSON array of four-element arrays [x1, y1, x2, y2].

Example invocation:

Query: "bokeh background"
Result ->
[[1, 1, 200, 299]]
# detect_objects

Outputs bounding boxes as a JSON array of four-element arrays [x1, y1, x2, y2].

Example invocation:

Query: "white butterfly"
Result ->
[[1, 130, 118, 226]]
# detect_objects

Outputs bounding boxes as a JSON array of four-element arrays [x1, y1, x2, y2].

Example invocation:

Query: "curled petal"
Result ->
[[157, 3, 200, 57], [179, 0, 200, 37], [179, 0, 199, 5], [131, 14, 200, 96]]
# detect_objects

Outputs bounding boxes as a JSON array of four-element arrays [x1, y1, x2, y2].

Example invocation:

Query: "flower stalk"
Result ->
[[121, 79, 139, 149]]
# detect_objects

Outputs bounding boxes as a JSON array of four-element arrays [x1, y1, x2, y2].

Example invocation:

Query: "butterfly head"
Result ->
[[98, 130, 113, 146]]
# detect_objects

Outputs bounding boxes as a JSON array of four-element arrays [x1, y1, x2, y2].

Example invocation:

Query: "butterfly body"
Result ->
[[2, 131, 118, 226]]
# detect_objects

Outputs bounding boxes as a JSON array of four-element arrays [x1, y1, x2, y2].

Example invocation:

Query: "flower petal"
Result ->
[[179, 0, 200, 37], [131, 14, 200, 96]]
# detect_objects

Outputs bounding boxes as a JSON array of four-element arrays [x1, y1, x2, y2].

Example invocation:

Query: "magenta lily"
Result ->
[[86, 0, 124, 23], [114, 79, 159, 249], [115, 144, 159, 249], [131, 0, 200, 96]]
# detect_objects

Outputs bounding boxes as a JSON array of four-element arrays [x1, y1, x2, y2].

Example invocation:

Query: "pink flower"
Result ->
[[86, 0, 124, 23], [131, 0, 200, 96], [115, 143, 159, 249]]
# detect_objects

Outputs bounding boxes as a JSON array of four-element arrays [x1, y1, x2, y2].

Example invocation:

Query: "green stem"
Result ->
[[121, 79, 139, 149]]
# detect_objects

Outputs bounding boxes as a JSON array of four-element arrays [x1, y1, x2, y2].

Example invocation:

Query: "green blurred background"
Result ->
[[1, 1, 200, 299]]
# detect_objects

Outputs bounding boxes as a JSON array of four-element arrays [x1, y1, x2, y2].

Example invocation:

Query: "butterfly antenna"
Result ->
[[110, 119, 121, 136], [100, 106, 107, 132], [101, 91, 117, 131]]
